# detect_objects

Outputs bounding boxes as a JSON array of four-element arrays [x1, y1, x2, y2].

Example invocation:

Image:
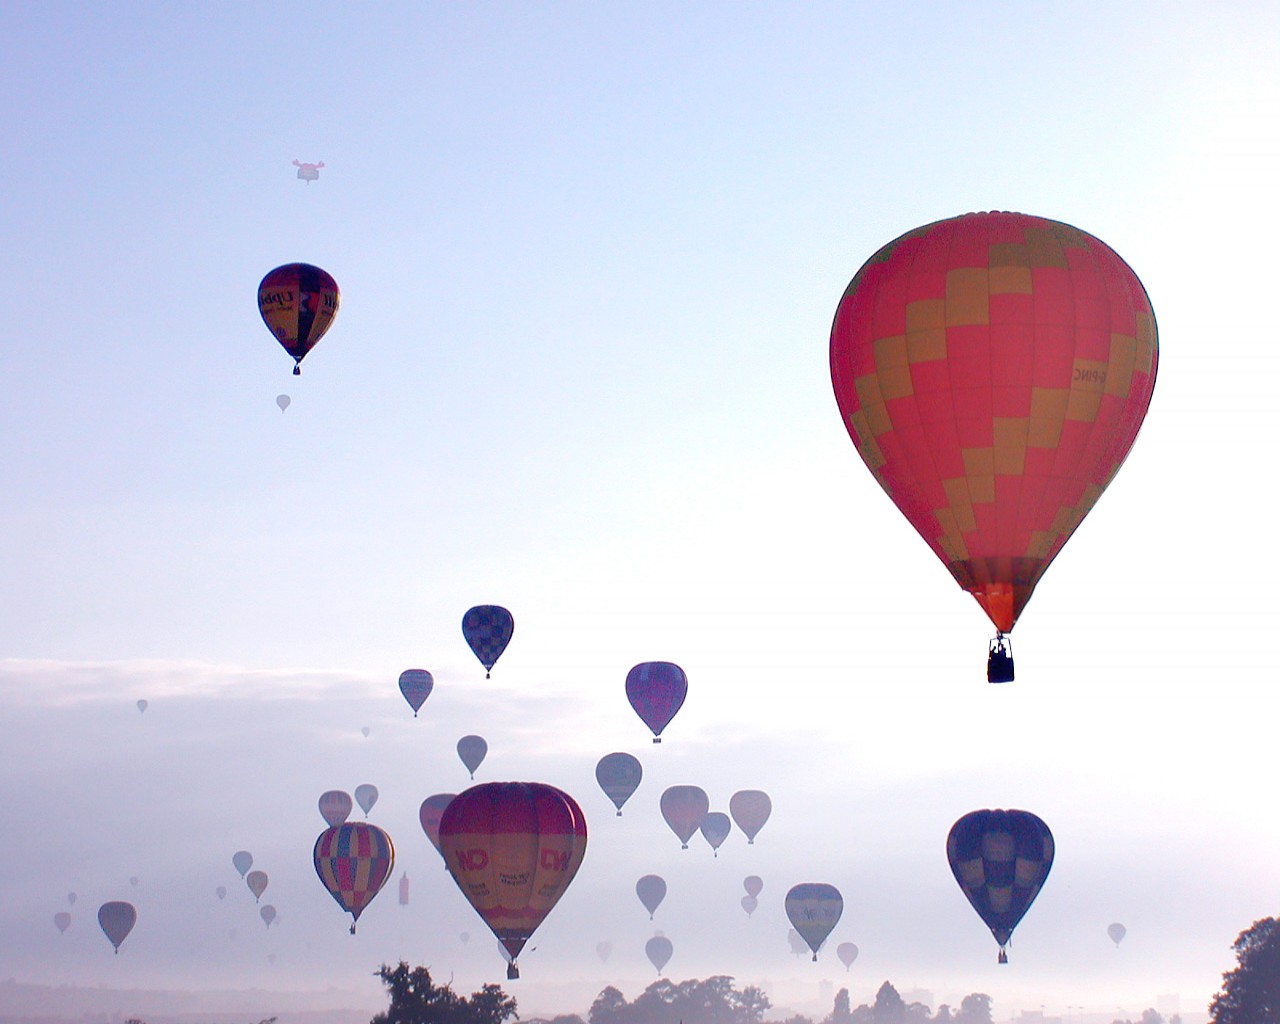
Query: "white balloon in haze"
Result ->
[[355, 783, 379, 817], [457, 735, 488, 778], [276, 394, 290, 413], [635, 874, 667, 919], [645, 935, 673, 974], [700, 812, 732, 856]]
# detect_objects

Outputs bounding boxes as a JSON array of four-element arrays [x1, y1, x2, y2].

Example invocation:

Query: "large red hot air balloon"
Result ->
[[830, 212, 1157, 681], [438, 781, 587, 979], [313, 822, 395, 933], [258, 263, 340, 375]]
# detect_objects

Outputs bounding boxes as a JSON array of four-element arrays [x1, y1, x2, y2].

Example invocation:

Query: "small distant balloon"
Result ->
[[743, 876, 763, 898], [595, 752, 643, 815], [636, 875, 667, 919], [460, 931, 471, 944], [292, 159, 324, 183], [700, 812, 732, 855], [626, 662, 687, 742], [361, 726, 371, 738], [246, 870, 268, 903], [740, 895, 758, 917], [54, 912, 71, 934], [98, 901, 137, 954], [729, 790, 771, 844], [399, 873, 410, 906], [398, 669, 433, 716], [67, 892, 77, 905], [355, 784, 379, 817], [136, 699, 148, 714], [785, 883, 843, 961], [129, 876, 139, 888], [232, 851, 253, 877], [461, 605, 514, 677], [456, 735, 487, 779], [837, 942, 859, 970], [646, 935, 673, 974], [596, 940, 613, 963], [215, 885, 227, 900], [276, 394, 291, 413], [418, 793, 456, 861], [787, 928, 810, 956], [318, 790, 353, 828], [260, 904, 277, 928], [1108, 922, 1127, 947], [660, 785, 708, 849]]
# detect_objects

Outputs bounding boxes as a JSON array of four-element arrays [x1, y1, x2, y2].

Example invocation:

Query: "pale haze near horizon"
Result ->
[[1, 3, 1278, 1023]]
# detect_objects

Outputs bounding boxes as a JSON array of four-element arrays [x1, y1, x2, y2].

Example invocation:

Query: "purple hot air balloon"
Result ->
[[398, 669, 433, 717], [625, 662, 687, 743]]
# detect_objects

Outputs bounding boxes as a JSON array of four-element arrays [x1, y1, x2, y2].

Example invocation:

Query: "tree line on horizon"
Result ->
[[116, 916, 1280, 1024]]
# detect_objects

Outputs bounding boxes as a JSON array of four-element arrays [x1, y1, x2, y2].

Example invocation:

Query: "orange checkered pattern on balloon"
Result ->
[[830, 212, 1157, 632]]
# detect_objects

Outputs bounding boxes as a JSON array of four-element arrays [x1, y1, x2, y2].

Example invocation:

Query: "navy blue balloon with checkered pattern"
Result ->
[[947, 808, 1053, 963], [462, 606, 514, 678]]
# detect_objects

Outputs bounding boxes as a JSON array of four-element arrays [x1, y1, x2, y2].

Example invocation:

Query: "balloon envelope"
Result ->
[[660, 785, 708, 849], [729, 790, 772, 844], [626, 662, 687, 742], [596, 940, 612, 963], [837, 942, 859, 969], [646, 935, 673, 973], [785, 883, 843, 961], [260, 904, 277, 928], [398, 669, 434, 716], [258, 263, 340, 374], [457, 735, 488, 779], [232, 851, 253, 877], [54, 912, 71, 934], [318, 790, 353, 827], [439, 781, 587, 978], [67, 892, 76, 905], [947, 808, 1054, 961], [98, 901, 136, 953], [1108, 922, 1127, 946], [700, 812, 732, 855], [595, 752, 643, 815], [461, 605, 514, 677], [136, 699, 147, 713], [740, 895, 758, 917], [355, 784, 379, 817], [419, 793, 457, 860], [743, 875, 763, 898], [830, 211, 1158, 636], [275, 394, 290, 412], [313, 822, 395, 932], [246, 870, 268, 902], [636, 874, 667, 918], [215, 885, 226, 900]]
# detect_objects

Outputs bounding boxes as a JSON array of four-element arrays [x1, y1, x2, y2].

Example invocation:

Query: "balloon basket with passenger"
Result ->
[[987, 634, 1014, 684]]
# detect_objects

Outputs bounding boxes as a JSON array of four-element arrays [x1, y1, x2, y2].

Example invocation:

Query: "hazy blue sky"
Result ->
[[2, 3, 1278, 1022]]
